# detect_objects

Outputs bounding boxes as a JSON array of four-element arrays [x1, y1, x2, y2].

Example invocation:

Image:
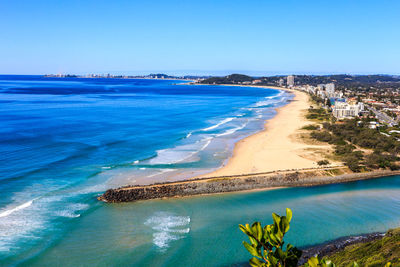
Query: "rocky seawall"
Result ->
[[98, 168, 400, 203]]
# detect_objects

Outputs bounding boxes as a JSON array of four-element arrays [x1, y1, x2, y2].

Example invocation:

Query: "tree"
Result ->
[[326, 98, 332, 107]]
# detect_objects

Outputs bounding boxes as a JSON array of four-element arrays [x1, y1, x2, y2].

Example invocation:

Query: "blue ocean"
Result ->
[[1, 75, 400, 266]]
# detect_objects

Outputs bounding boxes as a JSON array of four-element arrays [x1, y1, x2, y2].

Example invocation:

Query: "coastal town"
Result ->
[[199, 73, 400, 133], [294, 76, 400, 127]]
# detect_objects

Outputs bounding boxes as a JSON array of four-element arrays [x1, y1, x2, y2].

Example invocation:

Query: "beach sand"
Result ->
[[199, 87, 339, 178]]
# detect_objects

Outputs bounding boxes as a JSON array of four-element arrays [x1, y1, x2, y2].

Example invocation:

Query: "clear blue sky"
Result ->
[[1, 0, 399, 75]]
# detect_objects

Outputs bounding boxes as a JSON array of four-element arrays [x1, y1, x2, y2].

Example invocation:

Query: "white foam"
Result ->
[[149, 137, 213, 165], [253, 91, 286, 107], [144, 212, 190, 250], [0, 197, 44, 252], [101, 166, 111, 169], [0, 198, 37, 218], [0, 181, 94, 252], [200, 137, 213, 151], [202, 117, 234, 131], [55, 203, 89, 218], [185, 132, 192, 138], [215, 123, 247, 137], [133, 160, 139, 164], [55, 210, 81, 218]]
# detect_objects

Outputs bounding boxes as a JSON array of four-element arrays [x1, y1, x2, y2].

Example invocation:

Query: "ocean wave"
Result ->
[[55, 203, 89, 218], [144, 212, 190, 250], [253, 91, 287, 108], [202, 117, 235, 131], [0, 197, 44, 252], [149, 137, 213, 165], [0, 198, 37, 218], [215, 123, 247, 137], [200, 137, 213, 151]]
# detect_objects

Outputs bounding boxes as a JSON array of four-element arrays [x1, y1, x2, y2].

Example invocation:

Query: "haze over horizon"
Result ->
[[1, 0, 399, 75]]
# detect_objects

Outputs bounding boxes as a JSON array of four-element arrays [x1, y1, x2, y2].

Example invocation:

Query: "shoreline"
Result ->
[[108, 84, 298, 186], [196, 85, 340, 178], [98, 83, 398, 202]]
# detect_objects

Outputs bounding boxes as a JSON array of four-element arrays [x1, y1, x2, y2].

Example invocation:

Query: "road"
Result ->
[[366, 105, 397, 126]]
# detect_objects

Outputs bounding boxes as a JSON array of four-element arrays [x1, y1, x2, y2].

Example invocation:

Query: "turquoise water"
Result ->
[[0, 75, 290, 265], [14, 176, 400, 266], [1, 76, 400, 266]]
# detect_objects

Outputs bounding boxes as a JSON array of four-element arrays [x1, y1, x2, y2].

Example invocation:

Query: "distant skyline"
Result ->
[[1, 0, 400, 75]]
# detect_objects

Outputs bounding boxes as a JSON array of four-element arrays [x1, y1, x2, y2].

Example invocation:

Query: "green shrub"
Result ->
[[343, 154, 362, 172], [335, 144, 355, 155], [303, 124, 319, 130], [317, 160, 330, 166], [311, 131, 333, 143], [239, 208, 302, 267]]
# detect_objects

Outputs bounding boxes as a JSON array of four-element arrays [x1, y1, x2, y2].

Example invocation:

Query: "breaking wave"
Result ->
[[0, 199, 37, 218], [144, 212, 190, 250], [202, 117, 235, 131]]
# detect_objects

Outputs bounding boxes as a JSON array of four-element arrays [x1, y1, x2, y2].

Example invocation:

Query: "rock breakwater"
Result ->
[[98, 168, 400, 203]]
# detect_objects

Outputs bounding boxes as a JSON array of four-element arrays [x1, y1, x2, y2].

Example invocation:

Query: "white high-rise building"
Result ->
[[326, 83, 335, 97], [287, 75, 294, 87], [332, 102, 360, 119]]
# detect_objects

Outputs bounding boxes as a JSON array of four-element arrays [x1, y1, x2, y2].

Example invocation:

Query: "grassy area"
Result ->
[[306, 108, 331, 122], [327, 228, 400, 266]]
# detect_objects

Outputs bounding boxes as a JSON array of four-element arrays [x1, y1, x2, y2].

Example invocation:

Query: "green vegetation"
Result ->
[[306, 108, 331, 122], [200, 74, 253, 84], [328, 228, 400, 266], [302, 124, 320, 130], [317, 160, 330, 166], [309, 119, 400, 172], [239, 208, 302, 266], [240, 209, 394, 267]]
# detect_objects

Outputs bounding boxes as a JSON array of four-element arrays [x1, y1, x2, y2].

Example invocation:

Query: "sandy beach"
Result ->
[[199, 86, 339, 178]]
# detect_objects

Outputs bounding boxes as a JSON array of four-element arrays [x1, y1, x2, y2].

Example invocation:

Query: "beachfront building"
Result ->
[[332, 101, 363, 119], [287, 75, 294, 87]]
